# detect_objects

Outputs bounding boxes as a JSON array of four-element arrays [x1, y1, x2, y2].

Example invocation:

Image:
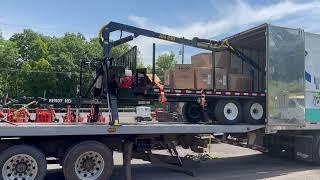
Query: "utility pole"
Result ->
[[181, 44, 184, 64], [179, 37, 185, 64]]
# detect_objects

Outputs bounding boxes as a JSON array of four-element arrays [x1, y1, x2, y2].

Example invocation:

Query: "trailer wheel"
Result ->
[[63, 140, 113, 180], [182, 103, 203, 123], [214, 100, 242, 125], [243, 101, 265, 124], [0, 144, 47, 180]]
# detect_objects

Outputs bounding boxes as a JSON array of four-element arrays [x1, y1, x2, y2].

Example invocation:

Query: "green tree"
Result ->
[[156, 52, 176, 79], [0, 29, 132, 98], [110, 43, 130, 58], [21, 58, 56, 97], [10, 29, 47, 61], [0, 33, 19, 96]]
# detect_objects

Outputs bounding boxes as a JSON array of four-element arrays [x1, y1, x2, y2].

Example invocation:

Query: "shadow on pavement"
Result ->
[[46, 154, 320, 180]]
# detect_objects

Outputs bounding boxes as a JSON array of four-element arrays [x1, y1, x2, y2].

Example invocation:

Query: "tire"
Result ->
[[182, 103, 203, 123], [135, 117, 142, 122], [63, 140, 113, 180], [214, 100, 242, 125], [243, 101, 265, 125], [0, 144, 47, 180]]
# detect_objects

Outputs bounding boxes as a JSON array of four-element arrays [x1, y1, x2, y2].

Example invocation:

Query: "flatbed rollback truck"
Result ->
[[1, 22, 320, 180]]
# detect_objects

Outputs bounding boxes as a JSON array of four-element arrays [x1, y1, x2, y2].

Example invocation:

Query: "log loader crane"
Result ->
[[83, 21, 265, 125]]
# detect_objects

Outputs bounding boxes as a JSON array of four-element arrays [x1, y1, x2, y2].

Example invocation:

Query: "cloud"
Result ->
[[128, 0, 320, 65]]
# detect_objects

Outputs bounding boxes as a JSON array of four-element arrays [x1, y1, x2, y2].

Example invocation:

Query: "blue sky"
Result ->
[[1, 0, 320, 65]]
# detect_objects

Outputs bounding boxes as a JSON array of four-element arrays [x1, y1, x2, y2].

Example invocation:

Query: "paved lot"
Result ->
[[45, 143, 320, 180]]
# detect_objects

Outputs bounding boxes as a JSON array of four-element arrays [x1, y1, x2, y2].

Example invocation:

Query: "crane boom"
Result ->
[[98, 21, 226, 52], [99, 21, 261, 71]]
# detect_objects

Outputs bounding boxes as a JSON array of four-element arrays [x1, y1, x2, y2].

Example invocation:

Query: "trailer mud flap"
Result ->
[[294, 135, 313, 162]]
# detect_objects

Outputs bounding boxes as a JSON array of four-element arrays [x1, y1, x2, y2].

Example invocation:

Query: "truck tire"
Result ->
[[63, 140, 113, 180], [182, 103, 203, 123], [0, 144, 47, 180], [243, 101, 265, 124], [214, 100, 242, 125]]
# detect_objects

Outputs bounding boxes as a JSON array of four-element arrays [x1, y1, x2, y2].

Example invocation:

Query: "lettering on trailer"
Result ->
[[48, 99, 72, 104]]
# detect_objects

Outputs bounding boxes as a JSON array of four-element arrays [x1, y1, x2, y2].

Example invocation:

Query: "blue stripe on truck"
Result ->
[[305, 71, 311, 82]]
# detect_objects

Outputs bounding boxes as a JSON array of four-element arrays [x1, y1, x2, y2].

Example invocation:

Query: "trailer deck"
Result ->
[[0, 122, 265, 136]]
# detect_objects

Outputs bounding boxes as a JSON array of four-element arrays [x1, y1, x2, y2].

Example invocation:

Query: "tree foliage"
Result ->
[[155, 52, 176, 79], [0, 29, 130, 98]]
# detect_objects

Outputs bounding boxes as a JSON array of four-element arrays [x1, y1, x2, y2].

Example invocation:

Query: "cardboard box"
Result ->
[[215, 68, 228, 90], [172, 64, 195, 89], [194, 67, 213, 89], [214, 51, 231, 69], [164, 70, 173, 87], [191, 53, 212, 67], [228, 74, 252, 92], [230, 53, 243, 73]]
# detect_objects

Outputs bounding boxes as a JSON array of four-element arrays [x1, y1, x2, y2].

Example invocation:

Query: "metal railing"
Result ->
[[112, 46, 137, 72]]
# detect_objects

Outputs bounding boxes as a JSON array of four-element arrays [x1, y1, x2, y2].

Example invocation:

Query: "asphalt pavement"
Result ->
[[45, 143, 320, 180]]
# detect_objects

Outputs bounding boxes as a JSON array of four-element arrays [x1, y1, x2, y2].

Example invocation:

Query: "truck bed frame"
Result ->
[[0, 122, 265, 137]]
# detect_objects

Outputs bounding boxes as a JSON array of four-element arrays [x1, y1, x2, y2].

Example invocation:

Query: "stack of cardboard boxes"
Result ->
[[214, 51, 229, 90], [192, 53, 213, 89], [165, 64, 195, 89], [215, 51, 253, 92], [165, 51, 253, 92]]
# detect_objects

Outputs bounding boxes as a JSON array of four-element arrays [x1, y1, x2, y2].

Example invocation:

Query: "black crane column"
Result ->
[[99, 28, 120, 125]]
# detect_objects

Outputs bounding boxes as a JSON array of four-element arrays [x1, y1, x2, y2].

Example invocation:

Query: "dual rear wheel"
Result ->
[[0, 145, 47, 180], [183, 100, 265, 125], [63, 141, 114, 180], [214, 100, 265, 125], [0, 141, 114, 180]]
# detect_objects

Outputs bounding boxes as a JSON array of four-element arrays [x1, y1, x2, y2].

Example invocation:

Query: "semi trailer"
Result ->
[[0, 22, 320, 180], [91, 21, 267, 126]]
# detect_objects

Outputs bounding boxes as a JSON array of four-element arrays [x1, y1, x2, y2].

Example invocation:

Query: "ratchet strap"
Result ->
[[159, 85, 165, 104]]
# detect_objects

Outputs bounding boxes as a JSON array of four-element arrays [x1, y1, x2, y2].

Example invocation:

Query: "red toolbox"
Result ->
[[35, 108, 56, 123]]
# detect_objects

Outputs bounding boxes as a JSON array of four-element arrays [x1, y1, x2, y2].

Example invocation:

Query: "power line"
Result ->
[[0, 68, 94, 76]]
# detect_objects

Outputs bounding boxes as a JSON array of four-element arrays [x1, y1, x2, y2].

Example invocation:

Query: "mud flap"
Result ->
[[294, 135, 313, 162]]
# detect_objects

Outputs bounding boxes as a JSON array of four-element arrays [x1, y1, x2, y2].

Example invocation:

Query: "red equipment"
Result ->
[[0, 109, 5, 118], [35, 108, 56, 123], [63, 105, 84, 123], [120, 76, 133, 88], [7, 108, 31, 123], [151, 111, 156, 120], [87, 105, 106, 123]]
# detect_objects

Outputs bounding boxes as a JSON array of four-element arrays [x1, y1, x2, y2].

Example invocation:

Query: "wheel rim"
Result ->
[[250, 103, 264, 120], [75, 151, 105, 180], [2, 154, 38, 180], [223, 103, 238, 121]]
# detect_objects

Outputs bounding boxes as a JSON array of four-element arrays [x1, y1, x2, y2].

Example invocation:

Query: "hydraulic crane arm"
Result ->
[[98, 21, 261, 71], [98, 21, 227, 52]]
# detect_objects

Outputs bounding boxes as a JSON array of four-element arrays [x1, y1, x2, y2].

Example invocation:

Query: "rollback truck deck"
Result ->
[[1, 22, 320, 180]]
